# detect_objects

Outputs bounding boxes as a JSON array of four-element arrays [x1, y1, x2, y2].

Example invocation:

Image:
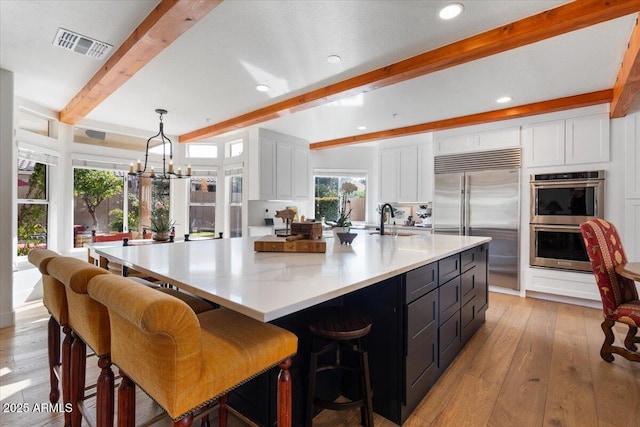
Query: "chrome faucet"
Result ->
[[380, 203, 395, 235]]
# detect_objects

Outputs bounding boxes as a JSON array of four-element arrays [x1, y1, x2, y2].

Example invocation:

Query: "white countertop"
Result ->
[[96, 231, 490, 322]]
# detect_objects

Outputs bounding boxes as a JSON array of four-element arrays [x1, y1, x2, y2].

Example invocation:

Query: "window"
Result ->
[[189, 176, 217, 237], [314, 173, 367, 225], [17, 159, 49, 255], [227, 170, 243, 237], [186, 144, 218, 159], [227, 139, 243, 158], [18, 109, 50, 137], [73, 168, 129, 245]]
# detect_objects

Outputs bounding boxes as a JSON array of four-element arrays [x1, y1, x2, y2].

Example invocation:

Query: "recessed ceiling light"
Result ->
[[439, 3, 464, 20], [327, 55, 342, 64], [256, 84, 270, 92], [357, 126, 367, 131], [496, 96, 513, 104]]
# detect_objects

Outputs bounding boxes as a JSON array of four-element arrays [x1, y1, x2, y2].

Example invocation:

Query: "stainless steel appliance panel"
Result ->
[[434, 150, 521, 291], [434, 173, 464, 234], [529, 224, 591, 272]]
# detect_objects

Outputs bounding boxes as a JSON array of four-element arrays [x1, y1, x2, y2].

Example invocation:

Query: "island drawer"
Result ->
[[438, 276, 461, 325], [405, 262, 438, 303], [406, 290, 437, 343], [439, 254, 460, 284], [461, 267, 477, 306], [461, 247, 479, 273], [439, 309, 461, 370]]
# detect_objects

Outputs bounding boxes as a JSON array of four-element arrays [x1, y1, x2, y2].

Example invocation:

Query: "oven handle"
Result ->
[[531, 181, 602, 189], [531, 224, 582, 232]]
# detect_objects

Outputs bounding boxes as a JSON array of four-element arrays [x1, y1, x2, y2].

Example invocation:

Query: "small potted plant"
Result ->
[[148, 201, 175, 241], [329, 182, 358, 244]]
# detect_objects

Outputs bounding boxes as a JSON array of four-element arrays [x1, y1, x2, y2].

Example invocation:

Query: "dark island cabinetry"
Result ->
[[362, 243, 489, 425], [230, 242, 489, 426]]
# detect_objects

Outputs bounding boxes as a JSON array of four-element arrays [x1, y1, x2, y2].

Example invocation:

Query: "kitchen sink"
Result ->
[[368, 231, 415, 237]]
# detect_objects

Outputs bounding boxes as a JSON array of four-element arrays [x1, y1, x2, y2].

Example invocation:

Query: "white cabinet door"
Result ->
[[293, 145, 309, 200], [259, 137, 277, 200], [474, 127, 520, 151], [276, 143, 294, 200], [379, 149, 398, 202], [417, 143, 434, 202], [434, 134, 474, 156], [398, 146, 418, 202], [523, 120, 565, 167], [565, 114, 610, 165]]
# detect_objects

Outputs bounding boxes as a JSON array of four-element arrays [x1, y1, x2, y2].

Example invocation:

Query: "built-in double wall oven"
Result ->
[[530, 171, 605, 272]]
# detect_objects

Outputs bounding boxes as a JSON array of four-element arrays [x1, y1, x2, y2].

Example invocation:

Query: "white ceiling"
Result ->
[[1, 0, 637, 146]]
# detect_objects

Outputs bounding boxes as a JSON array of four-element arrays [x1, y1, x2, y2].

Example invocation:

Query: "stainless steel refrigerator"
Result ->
[[433, 148, 521, 290]]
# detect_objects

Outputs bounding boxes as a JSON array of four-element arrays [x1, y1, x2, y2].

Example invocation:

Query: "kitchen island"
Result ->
[[96, 231, 490, 425]]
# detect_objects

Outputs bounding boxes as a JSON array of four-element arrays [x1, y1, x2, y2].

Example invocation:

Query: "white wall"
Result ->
[[0, 69, 15, 327]]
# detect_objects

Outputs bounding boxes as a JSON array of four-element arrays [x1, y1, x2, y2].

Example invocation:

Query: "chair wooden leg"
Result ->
[[173, 414, 193, 427], [62, 325, 73, 427], [624, 325, 638, 351], [48, 316, 61, 403], [70, 331, 86, 427], [278, 358, 293, 427], [218, 394, 228, 427], [601, 318, 640, 362], [306, 349, 318, 427], [96, 354, 115, 427], [117, 372, 136, 427]]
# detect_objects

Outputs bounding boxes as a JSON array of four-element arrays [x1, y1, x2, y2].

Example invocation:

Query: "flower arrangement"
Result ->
[[330, 181, 358, 230], [149, 201, 175, 234]]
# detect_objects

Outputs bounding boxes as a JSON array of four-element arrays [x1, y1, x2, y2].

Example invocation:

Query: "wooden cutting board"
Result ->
[[254, 235, 326, 253]]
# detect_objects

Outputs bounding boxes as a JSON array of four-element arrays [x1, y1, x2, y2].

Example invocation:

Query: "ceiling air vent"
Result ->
[[52, 28, 113, 60]]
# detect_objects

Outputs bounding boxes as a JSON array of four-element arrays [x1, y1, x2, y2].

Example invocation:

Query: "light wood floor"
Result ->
[[1, 293, 639, 427]]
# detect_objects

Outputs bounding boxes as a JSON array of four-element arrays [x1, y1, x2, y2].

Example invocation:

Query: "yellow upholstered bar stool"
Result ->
[[47, 257, 113, 427], [47, 256, 218, 427], [27, 249, 71, 425], [87, 274, 298, 427]]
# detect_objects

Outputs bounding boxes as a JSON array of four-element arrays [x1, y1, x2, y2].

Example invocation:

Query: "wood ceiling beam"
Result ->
[[611, 14, 640, 117], [309, 90, 613, 150], [180, 0, 640, 142], [59, 0, 222, 125]]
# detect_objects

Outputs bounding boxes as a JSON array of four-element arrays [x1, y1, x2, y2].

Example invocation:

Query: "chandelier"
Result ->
[[128, 109, 191, 179]]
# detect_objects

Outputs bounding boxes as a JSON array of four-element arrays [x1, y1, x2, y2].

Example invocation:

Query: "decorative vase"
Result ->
[[336, 232, 357, 245], [332, 226, 350, 240], [153, 231, 170, 241]]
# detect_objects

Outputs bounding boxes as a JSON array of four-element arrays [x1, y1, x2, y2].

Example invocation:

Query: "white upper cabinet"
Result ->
[[379, 143, 432, 203], [398, 146, 418, 202], [473, 127, 520, 151], [524, 113, 609, 167], [379, 148, 398, 203], [434, 127, 520, 156], [565, 114, 610, 165], [523, 120, 565, 167], [434, 134, 473, 156], [255, 129, 309, 201], [417, 143, 434, 202]]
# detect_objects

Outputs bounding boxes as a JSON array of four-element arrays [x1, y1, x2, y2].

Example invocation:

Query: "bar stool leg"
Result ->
[[96, 354, 115, 427], [70, 332, 86, 427], [359, 348, 374, 427], [306, 348, 319, 427], [117, 372, 136, 427], [62, 325, 74, 427], [47, 316, 61, 403], [218, 394, 228, 427], [277, 358, 293, 427]]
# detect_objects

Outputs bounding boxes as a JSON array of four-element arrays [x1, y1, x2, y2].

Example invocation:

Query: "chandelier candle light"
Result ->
[[128, 109, 191, 180]]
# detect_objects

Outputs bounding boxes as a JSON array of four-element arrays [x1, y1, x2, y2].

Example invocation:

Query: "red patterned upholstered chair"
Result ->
[[580, 219, 640, 362]]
